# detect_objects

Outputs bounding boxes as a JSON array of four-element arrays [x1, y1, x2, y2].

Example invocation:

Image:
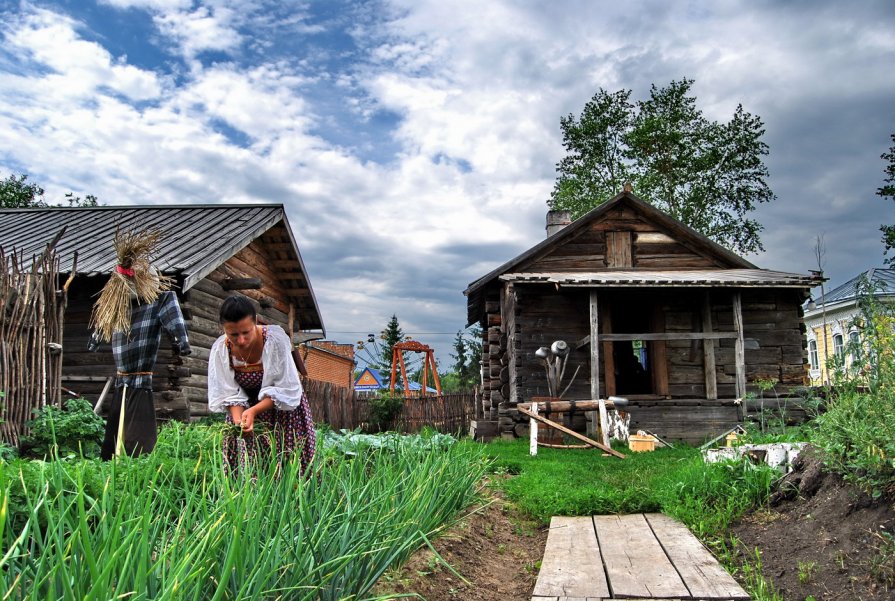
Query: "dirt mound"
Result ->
[[373, 477, 548, 601], [730, 445, 895, 600]]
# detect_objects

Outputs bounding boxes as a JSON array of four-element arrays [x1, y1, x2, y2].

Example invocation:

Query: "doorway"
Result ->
[[602, 291, 666, 398]]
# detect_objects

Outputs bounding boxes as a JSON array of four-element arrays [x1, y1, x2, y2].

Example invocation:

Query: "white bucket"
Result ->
[[765, 444, 788, 468]]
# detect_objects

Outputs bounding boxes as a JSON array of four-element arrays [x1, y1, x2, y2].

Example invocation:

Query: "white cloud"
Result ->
[[1, 0, 894, 361], [153, 5, 243, 58], [3, 8, 161, 101]]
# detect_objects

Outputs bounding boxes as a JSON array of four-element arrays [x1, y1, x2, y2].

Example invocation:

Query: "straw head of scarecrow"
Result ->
[[89, 227, 172, 343]]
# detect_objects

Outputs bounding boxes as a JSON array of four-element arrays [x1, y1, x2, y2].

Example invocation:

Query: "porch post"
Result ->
[[587, 290, 600, 436], [702, 291, 718, 400], [733, 291, 746, 399]]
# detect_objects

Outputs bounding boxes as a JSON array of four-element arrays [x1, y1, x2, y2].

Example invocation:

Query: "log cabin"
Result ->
[[0, 204, 324, 421], [464, 191, 821, 443]]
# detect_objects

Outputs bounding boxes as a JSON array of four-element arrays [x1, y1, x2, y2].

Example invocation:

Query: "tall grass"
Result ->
[[814, 276, 895, 498], [0, 426, 487, 600]]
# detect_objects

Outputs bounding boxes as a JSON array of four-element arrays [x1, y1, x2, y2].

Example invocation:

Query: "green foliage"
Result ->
[[657, 459, 776, 540], [19, 398, 105, 459], [0, 425, 486, 600], [0, 173, 46, 207], [550, 78, 773, 254], [380, 314, 405, 372], [0, 442, 17, 462], [445, 326, 482, 392], [870, 530, 895, 586], [484, 438, 775, 538], [367, 391, 404, 432], [0, 172, 100, 208], [878, 133, 895, 265], [813, 275, 895, 498], [321, 428, 457, 456]]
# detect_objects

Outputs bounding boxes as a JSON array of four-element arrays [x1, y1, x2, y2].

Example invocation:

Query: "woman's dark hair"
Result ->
[[219, 295, 257, 324]]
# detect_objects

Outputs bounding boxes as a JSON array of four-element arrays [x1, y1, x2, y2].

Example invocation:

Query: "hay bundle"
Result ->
[[89, 227, 173, 342]]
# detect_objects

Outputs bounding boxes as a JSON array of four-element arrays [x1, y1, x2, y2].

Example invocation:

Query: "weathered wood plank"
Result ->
[[517, 407, 625, 458], [645, 513, 750, 600], [601, 301, 615, 397], [593, 514, 689, 599], [532, 517, 610, 599], [733, 292, 746, 399], [530, 597, 605, 601], [588, 290, 600, 437], [606, 231, 633, 268], [702, 291, 718, 400], [602, 332, 738, 341]]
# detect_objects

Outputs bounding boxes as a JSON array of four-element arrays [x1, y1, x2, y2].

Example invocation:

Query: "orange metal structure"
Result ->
[[389, 340, 442, 396]]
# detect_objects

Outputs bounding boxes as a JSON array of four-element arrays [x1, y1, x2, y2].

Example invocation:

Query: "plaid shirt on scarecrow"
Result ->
[[89, 291, 191, 389]]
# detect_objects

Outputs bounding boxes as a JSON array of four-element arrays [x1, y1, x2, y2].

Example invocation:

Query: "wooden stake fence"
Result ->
[[0, 233, 69, 445], [303, 378, 475, 434]]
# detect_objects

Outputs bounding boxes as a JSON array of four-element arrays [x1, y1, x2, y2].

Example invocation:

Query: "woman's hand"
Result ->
[[240, 408, 256, 434]]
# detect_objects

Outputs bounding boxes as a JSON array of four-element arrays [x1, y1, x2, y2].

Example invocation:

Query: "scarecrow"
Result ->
[[88, 228, 191, 459]]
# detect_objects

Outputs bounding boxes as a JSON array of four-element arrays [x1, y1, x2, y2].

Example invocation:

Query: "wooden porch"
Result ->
[[532, 513, 749, 601]]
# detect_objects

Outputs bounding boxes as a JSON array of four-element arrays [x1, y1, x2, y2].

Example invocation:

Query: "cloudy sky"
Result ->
[[1, 0, 893, 366]]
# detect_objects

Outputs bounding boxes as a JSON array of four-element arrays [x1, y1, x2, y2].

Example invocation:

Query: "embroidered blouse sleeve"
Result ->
[[259, 326, 303, 411], [207, 336, 249, 412]]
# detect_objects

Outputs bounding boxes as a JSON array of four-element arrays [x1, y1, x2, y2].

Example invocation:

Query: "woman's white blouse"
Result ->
[[207, 325, 304, 413]]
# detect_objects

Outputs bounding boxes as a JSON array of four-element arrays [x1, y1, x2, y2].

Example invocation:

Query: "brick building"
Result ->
[[301, 341, 356, 389]]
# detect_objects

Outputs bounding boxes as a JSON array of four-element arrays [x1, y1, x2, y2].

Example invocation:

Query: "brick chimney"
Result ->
[[546, 210, 572, 237]]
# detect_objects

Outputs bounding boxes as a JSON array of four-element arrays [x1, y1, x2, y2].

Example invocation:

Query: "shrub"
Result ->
[[367, 391, 404, 432], [19, 398, 105, 459], [814, 275, 895, 498]]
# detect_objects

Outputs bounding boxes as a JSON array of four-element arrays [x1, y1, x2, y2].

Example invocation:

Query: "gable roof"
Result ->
[[354, 367, 437, 392], [0, 203, 323, 331], [464, 191, 817, 325], [807, 267, 895, 311]]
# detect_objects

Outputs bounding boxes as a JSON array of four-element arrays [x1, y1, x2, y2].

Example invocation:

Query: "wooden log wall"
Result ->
[[487, 285, 809, 440], [61, 278, 193, 421], [513, 286, 593, 403], [480, 294, 502, 421], [181, 246, 293, 419]]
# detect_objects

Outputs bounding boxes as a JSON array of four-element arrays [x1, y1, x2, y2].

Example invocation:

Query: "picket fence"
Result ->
[[303, 379, 475, 435]]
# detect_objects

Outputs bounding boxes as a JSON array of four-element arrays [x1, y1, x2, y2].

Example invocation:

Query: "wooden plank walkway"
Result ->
[[532, 513, 749, 601]]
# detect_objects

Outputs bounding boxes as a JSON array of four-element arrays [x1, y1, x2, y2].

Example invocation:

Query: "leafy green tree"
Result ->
[[550, 79, 774, 254], [1, 172, 100, 208], [1, 173, 46, 208], [449, 326, 482, 391], [879, 133, 895, 265]]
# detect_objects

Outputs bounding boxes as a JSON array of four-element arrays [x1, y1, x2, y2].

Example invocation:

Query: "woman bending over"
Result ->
[[208, 295, 315, 474]]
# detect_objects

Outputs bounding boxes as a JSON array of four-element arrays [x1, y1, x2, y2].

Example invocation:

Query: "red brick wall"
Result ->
[[302, 342, 355, 389]]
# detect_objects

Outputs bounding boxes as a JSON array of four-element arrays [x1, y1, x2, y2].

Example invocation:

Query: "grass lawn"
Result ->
[[479, 438, 699, 522], [475, 436, 778, 543]]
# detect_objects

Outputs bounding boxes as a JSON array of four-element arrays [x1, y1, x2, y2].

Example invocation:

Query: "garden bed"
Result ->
[[730, 446, 895, 600], [373, 477, 548, 601]]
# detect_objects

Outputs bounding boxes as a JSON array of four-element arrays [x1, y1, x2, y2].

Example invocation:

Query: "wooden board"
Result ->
[[531, 597, 604, 601], [702, 291, 718, 400], [645, 513, 750, 600], [588, 290, 600, 437], [533, 517, 610, 599], [518, 407, 625, 458], [593, 514, 689, 599]]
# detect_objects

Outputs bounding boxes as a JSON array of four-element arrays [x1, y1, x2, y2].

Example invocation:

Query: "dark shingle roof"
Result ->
[[814, 268, 895, 307], [0, 204, 323, 331], [501, 269, 818, 287]]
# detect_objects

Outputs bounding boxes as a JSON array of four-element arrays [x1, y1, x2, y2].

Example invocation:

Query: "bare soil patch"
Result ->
[[730, 445, 895, 600], [373, 476, 548, 601]]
